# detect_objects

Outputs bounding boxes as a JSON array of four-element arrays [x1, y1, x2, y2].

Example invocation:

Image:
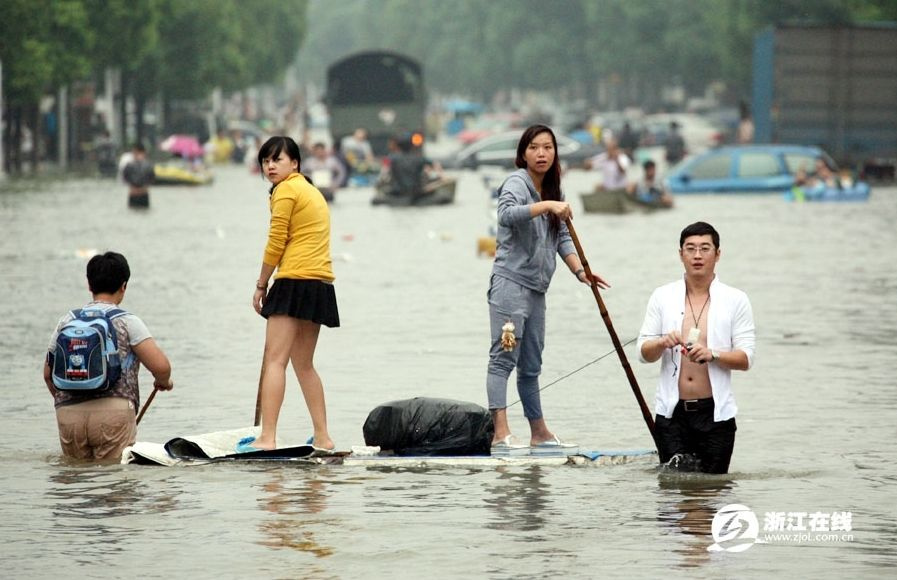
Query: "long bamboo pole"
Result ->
[[565, 218, 657, 445]]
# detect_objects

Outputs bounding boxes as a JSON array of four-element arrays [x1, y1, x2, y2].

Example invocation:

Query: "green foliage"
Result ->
[[0, 0, 309, 104], [0, 0, 93, 103], [295, 0, 896, 104], [1, 0, 893, 112]]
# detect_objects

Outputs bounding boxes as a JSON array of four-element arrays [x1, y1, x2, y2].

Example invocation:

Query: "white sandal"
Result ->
[[490, 434, 530, 455]]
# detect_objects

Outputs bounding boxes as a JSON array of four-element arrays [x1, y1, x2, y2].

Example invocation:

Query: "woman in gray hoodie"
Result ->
[[487, 125, 610, 453]]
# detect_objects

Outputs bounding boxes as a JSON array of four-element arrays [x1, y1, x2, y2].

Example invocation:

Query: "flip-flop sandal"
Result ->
[[235, 436, 262, 454]]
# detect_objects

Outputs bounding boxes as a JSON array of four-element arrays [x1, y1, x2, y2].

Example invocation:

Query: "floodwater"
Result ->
[[1, 162, 895, 579]]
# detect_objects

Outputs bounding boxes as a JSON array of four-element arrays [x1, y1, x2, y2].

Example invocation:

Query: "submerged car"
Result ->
[[664, 144, 836, 194], [442, 130, 604, 170]]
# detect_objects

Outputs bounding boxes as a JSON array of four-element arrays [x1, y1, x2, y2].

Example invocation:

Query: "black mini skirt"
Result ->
[[261, 278, 340, 328]]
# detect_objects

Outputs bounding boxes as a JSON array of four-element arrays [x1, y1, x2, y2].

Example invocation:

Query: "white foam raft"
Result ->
[[122, 427, 656, 467]]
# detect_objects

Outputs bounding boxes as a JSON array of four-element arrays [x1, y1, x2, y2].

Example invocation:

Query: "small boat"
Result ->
[[581, 188, 672, 214], [154, 162, 214, 186], [786, 181, 871, 202], [372, 178, 457, 206]]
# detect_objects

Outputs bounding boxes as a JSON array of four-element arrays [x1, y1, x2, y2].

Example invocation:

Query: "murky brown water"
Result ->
[[1, 164, 895, 578]]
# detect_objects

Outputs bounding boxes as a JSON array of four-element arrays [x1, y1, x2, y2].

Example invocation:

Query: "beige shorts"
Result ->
[[55, 397, 137, 462]]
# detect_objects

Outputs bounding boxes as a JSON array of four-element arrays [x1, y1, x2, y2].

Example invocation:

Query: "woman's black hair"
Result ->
[[257, 136, 306, 193], [515, 124, 562, 234]]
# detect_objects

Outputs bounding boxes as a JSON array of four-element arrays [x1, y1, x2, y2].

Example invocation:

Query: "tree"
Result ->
[[0, 0, 92, 172]]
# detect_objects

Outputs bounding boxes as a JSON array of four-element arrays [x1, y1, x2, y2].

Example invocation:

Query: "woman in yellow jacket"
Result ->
[[239, 136, 339, 452]]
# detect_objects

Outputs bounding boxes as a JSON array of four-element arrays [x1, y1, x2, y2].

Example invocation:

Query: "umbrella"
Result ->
[[160, 134, 204, 159]]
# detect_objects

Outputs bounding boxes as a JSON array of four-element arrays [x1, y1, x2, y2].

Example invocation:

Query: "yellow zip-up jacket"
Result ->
[[263, 173, 334, 282]]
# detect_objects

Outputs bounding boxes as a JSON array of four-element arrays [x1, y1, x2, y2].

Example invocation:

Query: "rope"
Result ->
[[507, 336, 638, 408]]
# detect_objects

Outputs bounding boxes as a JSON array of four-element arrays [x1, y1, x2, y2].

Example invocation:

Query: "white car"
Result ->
[[444, 130, 604, 170]]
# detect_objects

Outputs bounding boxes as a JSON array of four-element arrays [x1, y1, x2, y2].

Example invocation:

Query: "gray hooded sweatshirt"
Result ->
[[491, 168, 576, 293]]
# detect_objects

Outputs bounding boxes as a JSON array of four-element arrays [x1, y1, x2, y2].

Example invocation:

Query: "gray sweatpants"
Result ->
[[486, 275, 546, 419]]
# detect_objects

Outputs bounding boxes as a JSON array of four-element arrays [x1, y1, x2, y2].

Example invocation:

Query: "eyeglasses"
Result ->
[[682, 244, 716, 256]]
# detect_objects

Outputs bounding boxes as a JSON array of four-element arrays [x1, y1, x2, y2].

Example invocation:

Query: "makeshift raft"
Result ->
[[122, 427, 656, 468]]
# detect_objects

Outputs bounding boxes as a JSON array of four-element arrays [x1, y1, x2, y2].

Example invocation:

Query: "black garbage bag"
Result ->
[[362, 397, 494, 456]]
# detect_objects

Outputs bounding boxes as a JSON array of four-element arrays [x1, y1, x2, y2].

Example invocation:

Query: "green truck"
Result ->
[[326, 51, 425, 157]]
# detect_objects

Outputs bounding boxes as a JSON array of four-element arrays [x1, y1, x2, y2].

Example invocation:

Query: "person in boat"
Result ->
[[302, 142, 346, 203], [807, 157, 840, 188], [43, 252, 174, 462], [383, 134, 448, 201], [626, 160, 674, 208], [242, 136, 339, 453], [122, 143, 155, 209], [585, 137, 630, 191], [637, 222, 755, 473], [486, 124, 610, 453], [340, 127, 377, 177]]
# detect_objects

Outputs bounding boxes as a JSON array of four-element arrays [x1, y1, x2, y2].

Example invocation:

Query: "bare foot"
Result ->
[[250, 438, 276, 451], [310, 435, 335, 450], [529, 432, 556, 447], [492, 431, 512, 446]]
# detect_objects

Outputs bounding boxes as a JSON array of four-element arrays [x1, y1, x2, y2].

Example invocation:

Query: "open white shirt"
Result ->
[[589, 151, 630, 190], [637, 276, 755, 422]]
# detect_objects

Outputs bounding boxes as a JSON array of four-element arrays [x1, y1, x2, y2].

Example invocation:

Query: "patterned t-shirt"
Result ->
[[47, 301, 152, 410]]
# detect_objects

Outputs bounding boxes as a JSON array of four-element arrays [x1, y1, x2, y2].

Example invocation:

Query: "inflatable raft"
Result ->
[[786, 181, 871, 202]]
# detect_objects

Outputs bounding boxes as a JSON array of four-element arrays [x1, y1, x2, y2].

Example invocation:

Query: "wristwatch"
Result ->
[[711, 349, 720, 362]]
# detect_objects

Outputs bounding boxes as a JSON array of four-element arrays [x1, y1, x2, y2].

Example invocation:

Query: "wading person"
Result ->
[[122, 143, 155, 209], [239, 136, 339, 453], [486, 124, 609, 453], [637, 222, 755, 473], [44, 252, 173, 461]]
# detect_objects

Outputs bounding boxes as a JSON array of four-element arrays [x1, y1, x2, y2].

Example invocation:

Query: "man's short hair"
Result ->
[[87, 252, 131, 294], [643, 160, 656, 170], [679, 221, 720, 248]]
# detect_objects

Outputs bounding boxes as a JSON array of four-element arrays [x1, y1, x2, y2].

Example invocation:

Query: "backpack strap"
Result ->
[[77, 306, 127, 319], [107, 308, 128, 320]]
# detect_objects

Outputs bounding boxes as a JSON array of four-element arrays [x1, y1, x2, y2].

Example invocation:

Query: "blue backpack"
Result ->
[[51, 308, 127, 391]]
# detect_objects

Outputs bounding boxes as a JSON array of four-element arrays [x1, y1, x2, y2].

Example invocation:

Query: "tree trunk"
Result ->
[[1, 103, 9, 174], [30, 104, 40, 173], [11, 107, 22, 173], [135, 92, 146, 146], [119, 69, 128, 148]]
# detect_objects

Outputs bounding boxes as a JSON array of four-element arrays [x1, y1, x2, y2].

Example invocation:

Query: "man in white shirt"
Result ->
[[637, 222, 755, 473], [587, 137, 630, 191]]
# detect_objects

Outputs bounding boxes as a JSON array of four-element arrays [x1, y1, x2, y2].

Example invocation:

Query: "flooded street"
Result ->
[[1, 164, 895, 578]]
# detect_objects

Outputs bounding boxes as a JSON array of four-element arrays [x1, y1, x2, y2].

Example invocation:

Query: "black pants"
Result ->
[[128, 192, 150, 208], [655, 398, 736, 474]]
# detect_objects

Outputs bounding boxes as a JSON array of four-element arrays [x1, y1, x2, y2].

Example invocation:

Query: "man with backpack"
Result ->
[[43, 252, 173, 461]]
